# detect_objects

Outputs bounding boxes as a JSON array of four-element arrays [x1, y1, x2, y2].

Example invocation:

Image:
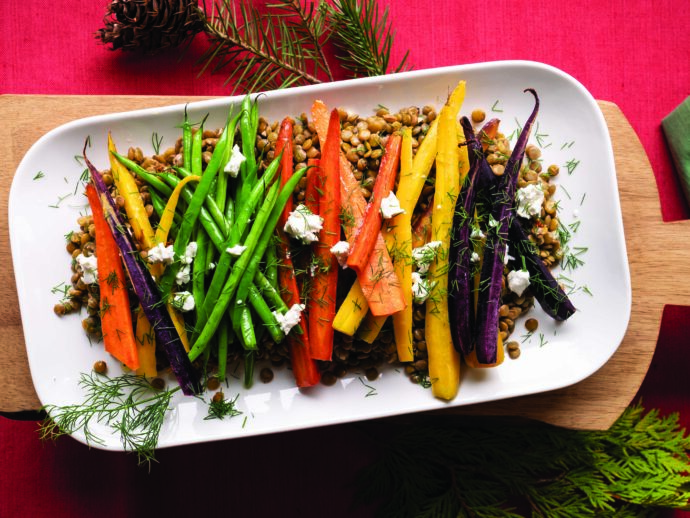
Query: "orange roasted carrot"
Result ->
[[85, 183, 139, 371], [311, 100, 405, 317], [308, 110, 341, 361], [347, 133, 402, 272], [275, 117, 320, 386]]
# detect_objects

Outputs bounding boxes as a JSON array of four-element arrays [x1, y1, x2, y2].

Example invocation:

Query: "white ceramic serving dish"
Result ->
[[9, 61, 630, 451]]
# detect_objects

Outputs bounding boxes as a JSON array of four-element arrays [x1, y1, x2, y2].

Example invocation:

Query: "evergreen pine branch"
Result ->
[[267, 0, 334, 81], [325, 0, 409, 78], [198, 0, 326, 93], [354, 404, 690, 517]]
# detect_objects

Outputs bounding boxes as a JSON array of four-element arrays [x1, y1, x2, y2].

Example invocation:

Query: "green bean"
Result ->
[[192, 228, 208, 327], [238, 306, 256, 350], [253, 269, 288, 314], [191, 120, 203, 176], [112, 152, 173, 197], [247, 284, 284, 343], [264, 240, 278, 290], [215, 111, 241, 213], [174, 167, 228, 236], [182, 105, 192, 172], [189, 180, 281, 361]]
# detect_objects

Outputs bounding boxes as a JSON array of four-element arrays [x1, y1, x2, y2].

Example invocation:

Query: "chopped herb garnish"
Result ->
[[491, 99, 503, 112], [33, 171, 45, 180]]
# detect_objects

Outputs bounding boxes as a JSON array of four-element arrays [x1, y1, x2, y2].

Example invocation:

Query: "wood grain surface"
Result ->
[[1, 95, 681, 430]]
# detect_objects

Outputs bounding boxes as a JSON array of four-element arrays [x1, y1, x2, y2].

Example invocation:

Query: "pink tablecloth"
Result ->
[[2, 1, 689, 516]]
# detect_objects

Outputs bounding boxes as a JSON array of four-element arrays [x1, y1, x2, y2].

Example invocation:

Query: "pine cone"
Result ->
[[96, 0, 205, 53]]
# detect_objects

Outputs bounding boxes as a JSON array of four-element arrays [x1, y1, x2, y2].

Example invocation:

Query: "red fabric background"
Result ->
[[2, 1, 689, 516]]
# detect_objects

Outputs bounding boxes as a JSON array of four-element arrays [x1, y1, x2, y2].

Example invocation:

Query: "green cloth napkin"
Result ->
[[662, 96, 690, 207]]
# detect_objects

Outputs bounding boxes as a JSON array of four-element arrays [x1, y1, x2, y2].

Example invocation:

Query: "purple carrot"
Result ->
[[508, 220, 576, 321], [83, 143, 201, 395], [448, 117, 490, 355], [474, 89, 540, 364]]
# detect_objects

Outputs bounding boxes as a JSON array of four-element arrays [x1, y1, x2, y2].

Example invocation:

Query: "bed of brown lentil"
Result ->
[[56, 104, 565, 387]]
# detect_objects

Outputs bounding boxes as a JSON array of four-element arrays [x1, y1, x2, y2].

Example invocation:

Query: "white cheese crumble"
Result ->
[[224, 144, 246, 177], [176, 265, 191, 285], [226, 244, 247, 257], [76, 253, 98, 284], [147, 243, 175, 265], [471, 252, 480, 263], [412, 240, 442, 274], [470, 226, 485, 240], [515, 183, 545, 219], [507, 269, 530, 296], [273, 303, 305, 335], [411, 272, 436, 304], [330, 241, 350, 268], [380, 192, 405, 219], [504, 244, 514, 265], [172, 291, 195, 312], [180, 242, 198, 265], [284, 204, 323, 244]]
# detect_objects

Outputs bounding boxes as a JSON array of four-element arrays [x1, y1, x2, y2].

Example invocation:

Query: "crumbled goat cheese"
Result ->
[[330, 241, 350, 268], [411, 272, 436, 304], [226, 244, 247, 257], [471, 252, 480, 263], [284, 204, 323, 244], [380, 192, 405, 219], [76, 253, 98, 284], [172, 291, 195, 312], [147, 243, 175, 265], [470, 226, 485, 240], [176, 265, 191, 285], [504, 244, 514, 265], [515, 183, 545, 219], [181, 242, 197, 265], [507, 269, 530, 296], [412, 241, 442, 274], [224, 144, 246, 177], [273, 304, 305, 335]]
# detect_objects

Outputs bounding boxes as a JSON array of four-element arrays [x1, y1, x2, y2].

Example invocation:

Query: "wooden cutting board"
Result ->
[[1, 95, 684, 430]]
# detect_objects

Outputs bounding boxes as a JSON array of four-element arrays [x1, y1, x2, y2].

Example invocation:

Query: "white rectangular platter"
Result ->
[[9, 61, 631, 450]]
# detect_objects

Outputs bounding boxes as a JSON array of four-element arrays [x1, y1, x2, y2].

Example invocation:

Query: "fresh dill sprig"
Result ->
[[33, 171, 45, 180], [39, 373, 179, 466], [204, 392, 242, 421]]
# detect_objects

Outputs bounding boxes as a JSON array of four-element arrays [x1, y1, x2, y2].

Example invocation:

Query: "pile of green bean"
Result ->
[[114, 96, 305, 387]]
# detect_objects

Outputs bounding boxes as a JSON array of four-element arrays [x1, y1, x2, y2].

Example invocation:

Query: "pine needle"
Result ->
[[325, 0, 409, 77]]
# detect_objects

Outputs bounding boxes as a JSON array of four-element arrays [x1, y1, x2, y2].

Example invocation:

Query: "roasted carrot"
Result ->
[[347, 133, 402, 272], [425, 83, 466, 400], [311, 100, 405, 318], [411, 203, 433, 249], [85, 183, 139, 371], [275, 117, 320, 386], [307, 110, 341, 361]]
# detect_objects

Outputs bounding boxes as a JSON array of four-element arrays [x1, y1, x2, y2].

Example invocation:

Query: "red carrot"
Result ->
[[275, 117, 320, 387], [308, 110, 341, 361], [346, 133, 402, 272], [84, 183, 139, 371]]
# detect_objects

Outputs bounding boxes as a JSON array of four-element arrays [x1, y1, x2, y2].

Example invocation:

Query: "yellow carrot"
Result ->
[[135, 308, 157, 377], [333, 282, 368, 336], [425, 81, 466, 400], [356, 312, 388, 344], [108, 133, 156, 249]]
